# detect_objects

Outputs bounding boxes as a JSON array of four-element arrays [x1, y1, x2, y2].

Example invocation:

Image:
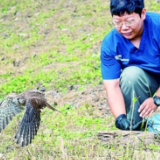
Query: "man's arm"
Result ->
[[155, 87, 160, 96], [103, 79, 126, 118]]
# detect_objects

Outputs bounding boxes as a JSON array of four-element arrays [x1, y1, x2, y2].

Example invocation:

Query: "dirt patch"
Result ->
[[46, 84, 111, 117]]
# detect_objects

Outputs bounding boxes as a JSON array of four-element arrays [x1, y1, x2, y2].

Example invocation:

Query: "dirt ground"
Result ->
[[45, 83, 110, 117]]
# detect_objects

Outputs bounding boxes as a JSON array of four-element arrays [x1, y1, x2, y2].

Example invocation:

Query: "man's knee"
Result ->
[[120, 66, 145, 86]]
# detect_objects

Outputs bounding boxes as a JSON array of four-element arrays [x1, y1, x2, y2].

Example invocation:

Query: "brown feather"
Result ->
[[0, 89, 60, 147]]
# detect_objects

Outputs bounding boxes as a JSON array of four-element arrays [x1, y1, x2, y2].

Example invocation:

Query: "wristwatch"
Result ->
[[153, 96, 160, 107]]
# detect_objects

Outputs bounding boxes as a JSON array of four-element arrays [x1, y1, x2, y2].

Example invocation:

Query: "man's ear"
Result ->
[[141, 8, 146, 20]]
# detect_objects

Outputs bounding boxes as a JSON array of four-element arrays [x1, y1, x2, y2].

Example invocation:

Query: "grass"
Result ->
[[0, 105, 114, 159], [0, 104, 159, 159], [0, 0, 160, 159]]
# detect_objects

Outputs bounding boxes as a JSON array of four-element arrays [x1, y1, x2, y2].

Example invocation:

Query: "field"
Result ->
[[0, 0, 160, 159]]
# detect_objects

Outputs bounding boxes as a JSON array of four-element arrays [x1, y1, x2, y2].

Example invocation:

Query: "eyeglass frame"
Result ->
[[112, 19, 136, 28]]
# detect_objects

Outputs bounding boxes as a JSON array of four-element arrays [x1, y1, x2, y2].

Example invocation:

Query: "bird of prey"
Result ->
[[0, 89, 59, 147]]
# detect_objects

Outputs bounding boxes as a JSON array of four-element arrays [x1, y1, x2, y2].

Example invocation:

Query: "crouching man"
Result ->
[[100, 0, 160, 132]]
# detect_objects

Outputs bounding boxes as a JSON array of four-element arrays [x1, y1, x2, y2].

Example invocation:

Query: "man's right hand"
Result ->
[[115, 114, 142, 130]]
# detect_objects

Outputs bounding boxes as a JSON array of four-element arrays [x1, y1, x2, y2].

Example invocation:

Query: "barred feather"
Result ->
[[0, 96, 22, 132], [0, 89, 59, 147]]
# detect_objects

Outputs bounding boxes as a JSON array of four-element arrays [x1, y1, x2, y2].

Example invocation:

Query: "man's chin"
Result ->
[[123, 34, 134, 40]]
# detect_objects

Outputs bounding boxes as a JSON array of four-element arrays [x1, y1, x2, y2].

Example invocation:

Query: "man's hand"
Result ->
[[115, 114, 130, 130], [115, 114, 142, 130], [138, 97, 157, 118]]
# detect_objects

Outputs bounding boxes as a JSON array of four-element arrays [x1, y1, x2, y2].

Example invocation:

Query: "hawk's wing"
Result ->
[[15, 101, 41, 147], [0, 96, 22, 132]]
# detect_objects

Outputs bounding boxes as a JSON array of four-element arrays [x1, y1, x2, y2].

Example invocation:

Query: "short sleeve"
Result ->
[[100, 39, 121, 80]]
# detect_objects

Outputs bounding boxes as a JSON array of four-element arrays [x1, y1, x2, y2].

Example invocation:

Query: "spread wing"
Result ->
[[0, 97, 22, 132], [15, 101, 41, 147]]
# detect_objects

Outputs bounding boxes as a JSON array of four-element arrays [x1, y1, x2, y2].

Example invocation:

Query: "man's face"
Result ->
[[112, 9, 146, 40]]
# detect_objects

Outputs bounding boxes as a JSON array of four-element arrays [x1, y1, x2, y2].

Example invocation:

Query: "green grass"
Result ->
[[0, 0, 160, 159], [0, 105, 114, 159], [0, 105, 159, 159]]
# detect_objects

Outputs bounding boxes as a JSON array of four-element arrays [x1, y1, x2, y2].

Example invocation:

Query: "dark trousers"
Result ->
[[120, 66, 159, 127]]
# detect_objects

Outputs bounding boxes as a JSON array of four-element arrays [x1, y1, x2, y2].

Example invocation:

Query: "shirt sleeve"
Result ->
[[100, 39, 121, 80]]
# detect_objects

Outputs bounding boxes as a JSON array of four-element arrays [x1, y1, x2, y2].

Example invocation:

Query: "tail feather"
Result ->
[[46, 103, 61, 113]]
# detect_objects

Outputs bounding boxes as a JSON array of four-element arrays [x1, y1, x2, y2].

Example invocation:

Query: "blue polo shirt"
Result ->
[[100, 12, 160, 83]]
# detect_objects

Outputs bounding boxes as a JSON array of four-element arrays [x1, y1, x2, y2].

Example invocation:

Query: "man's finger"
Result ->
[[139, 107, 151, 118], [141, 108, 153, 118], [147, 110, 154, 118], [138, 104, 146, 112]]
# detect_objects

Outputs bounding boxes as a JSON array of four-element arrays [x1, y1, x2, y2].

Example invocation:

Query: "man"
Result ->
[[100, 0, 160, 131]]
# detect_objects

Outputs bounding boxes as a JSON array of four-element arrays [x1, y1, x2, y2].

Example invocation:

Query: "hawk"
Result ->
[[0, 89, 60, 147]]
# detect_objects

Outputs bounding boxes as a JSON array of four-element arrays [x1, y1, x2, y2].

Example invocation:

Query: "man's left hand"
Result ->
[[138, 97, 157, 118]]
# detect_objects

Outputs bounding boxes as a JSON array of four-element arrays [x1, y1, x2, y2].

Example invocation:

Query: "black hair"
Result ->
[[110, 0, 144, 17]]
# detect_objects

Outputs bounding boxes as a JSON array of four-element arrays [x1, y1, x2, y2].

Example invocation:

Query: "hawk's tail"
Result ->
[[46, 103, 61, 113]]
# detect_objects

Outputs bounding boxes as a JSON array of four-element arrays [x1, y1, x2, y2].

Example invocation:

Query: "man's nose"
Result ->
[[121, 23, 129, 30]]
